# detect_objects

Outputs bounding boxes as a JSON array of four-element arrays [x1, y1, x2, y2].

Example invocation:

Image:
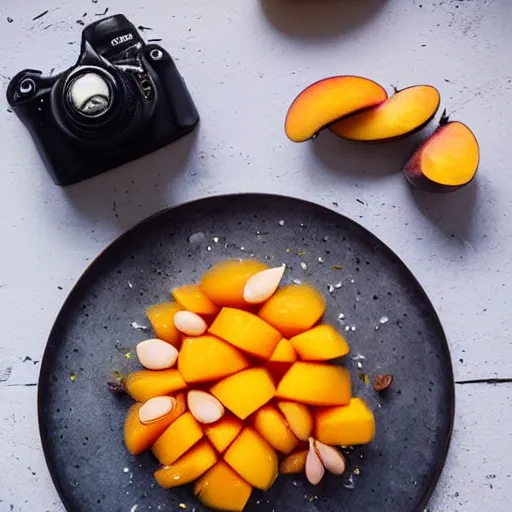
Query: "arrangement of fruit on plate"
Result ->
[[284, 75, 480, 192], [118, 259, 376, 512]]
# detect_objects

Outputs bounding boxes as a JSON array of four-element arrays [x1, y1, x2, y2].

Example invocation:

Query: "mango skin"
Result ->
[[315, 397, 376, 446]]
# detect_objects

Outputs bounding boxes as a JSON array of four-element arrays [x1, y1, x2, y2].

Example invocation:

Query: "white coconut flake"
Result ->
[[318, 257, 324, 263], [338, 313, 345, 319], [357, 362, 363, 369], [124, 467, 129, 473], [300, 262, 308, 271], [379, 316, 389, 324], [345, 326, 350, 332], [207, 246, 212, 251], [278, 220, 285, 226], [130, 505, 138, 512], [350, 279, 355, 284], [292, 278, 302, 285], [131, 322, 149, 331], [352, 354, 365, 361], [351, 325, 356, 331], [328, 284, 335, 293], [127, 281, 133, 289], [213, 237, 219, 243], [335, 281, 342, 288]]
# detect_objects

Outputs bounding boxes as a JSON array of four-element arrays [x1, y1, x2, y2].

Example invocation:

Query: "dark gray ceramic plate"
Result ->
[[39, 193, 454, 512]]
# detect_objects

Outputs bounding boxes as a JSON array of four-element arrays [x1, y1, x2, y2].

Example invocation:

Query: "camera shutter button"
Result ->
[[67, 72, 111, 117]]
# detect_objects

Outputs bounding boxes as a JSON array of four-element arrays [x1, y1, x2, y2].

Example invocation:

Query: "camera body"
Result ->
[[6, 15, 199, 186]]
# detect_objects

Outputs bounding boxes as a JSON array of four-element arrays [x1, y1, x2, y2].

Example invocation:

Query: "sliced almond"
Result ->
[[138, 396, 176, 425], [136, 338, 179, 370], [243, 265, 286, 304], [187, 390, 225, 424], [305, 437, 325, 485], [173, 310, 208, 336], [313, 439, 346, 475]]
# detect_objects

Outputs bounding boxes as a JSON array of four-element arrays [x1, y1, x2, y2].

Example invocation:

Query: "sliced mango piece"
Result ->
[[269, 338, 297, 363], [195, 461, 253, 512], [124, 393, 186, 455], [276, 401, 313, 442], [209, 307, 282, 359], [200, 259, 269, 308], [146, 302, 183, 348], [329, 85, 440, 142], [315, 397, 376, 446], [290, 324, 350, 361], [276, 362, 351, 406], [124, 369, 187, 402], [224, 427, 278, 490], [171, 284, 220, 315], [203, 414, 244, 453], [152, 411, 203, 465], [210, 368, 276, 420], [258, 283, 326, 338], [285, 76, 388, 142], [403, 120, 479, 192], [253, 404, 299, 454], [178, 335, 249, 384], [280, 450, 308, 475], [154, 440, 217, 488]]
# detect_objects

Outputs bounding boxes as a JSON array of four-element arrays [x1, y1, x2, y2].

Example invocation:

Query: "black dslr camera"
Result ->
[[6, 15, 199, 186]]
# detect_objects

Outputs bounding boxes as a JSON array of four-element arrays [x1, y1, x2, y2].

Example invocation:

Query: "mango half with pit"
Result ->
[[120, 258, 376, 512]]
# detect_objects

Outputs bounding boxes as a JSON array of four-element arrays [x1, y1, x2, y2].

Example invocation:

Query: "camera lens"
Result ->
[[52, 64, 150, 147], [67, 72, 112, 117], [19, 78, 36, 95]]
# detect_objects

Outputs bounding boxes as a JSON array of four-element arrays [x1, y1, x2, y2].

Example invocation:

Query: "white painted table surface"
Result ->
[[0, 0, 511, 510]]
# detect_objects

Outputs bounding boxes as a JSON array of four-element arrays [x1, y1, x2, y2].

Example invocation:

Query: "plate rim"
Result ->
[[38, 192, 455, 512]]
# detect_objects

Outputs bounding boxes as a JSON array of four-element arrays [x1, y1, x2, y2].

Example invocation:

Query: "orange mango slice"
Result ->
[[146, 302, 183, 348], [258, 283, 326, 338], [171, 284, 219, 315], [195, 461, 253, 512], [276, 362, 351, 406], [210, 368, 276, 420], [154, 440, 217, 488], [124, 369, 187, 402], [152, 411, 203, 465], [269, 338, 297, 363], [290, 324, 350, 361], [280, 450, 308, 475], [209, 307, 282, 359], [200, 259, 269, 308], [178, 335, 249, 384], [203, 414, 244, 453], [315, 397, 376, 446], [224, 427, 278, 490], [253, 404, 299, 454], [276, 401, 313, 442], [124, 393, 186, 455]]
